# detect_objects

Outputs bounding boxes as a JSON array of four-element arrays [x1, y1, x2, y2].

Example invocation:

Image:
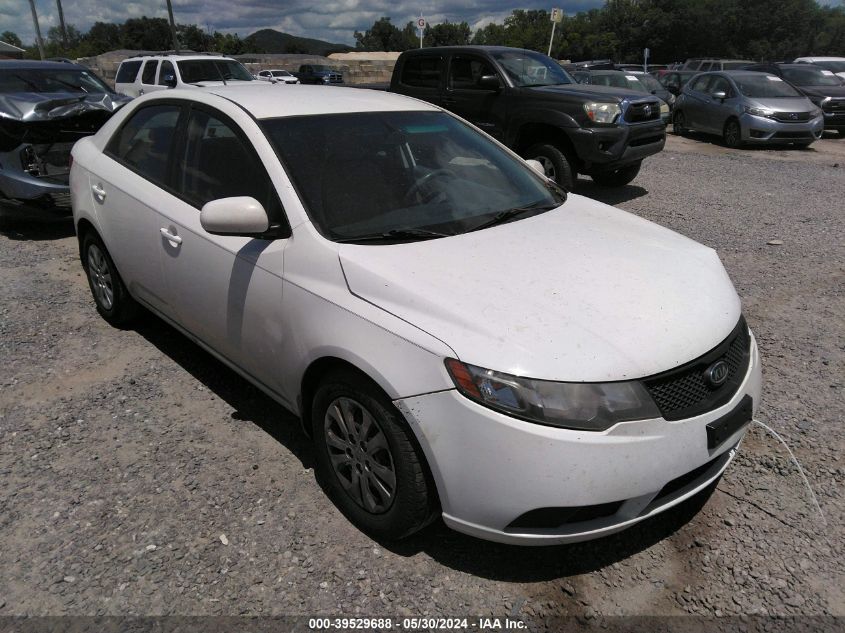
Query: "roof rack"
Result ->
[[125, 51, 228, 59]]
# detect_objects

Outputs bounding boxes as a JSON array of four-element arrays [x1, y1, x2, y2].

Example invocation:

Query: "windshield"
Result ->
[[811, 61, 845, 73], [734, 74, 802, 97], [633, 74, 663, 91], [261, 111, 564, 243], [0, 68, 112, 94], [591, 72, 648, 92], [781, 67, 842, 86], [177, 59, 253, 83], [491, 50, 574, 87], [311, 66, 334, 73], [271, 70, 291, 77]]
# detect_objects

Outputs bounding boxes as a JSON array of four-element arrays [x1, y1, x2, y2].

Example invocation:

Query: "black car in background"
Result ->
[[742, 63, 845, 135], [659, 70, 698, 97]]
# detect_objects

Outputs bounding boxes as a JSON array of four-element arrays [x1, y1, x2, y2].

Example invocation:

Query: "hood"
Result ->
[[191, 80, 254, 87], [526, 83, 647, 102], [798, 85, 845, 99], [746, 96, 814, 111], [0, 91, 130, 123], [338, 195, 741, 382]]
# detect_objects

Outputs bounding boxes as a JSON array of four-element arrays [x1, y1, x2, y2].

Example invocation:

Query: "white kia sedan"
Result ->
[[70, 85, 761, 545]]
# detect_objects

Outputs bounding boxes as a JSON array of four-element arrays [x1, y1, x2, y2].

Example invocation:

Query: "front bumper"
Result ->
[[395, 333, 761, 545], [0, 145, 71, 200], [568, 120, 666, 172], [740, 113, 824, 143], [821, 109, 845, 132]]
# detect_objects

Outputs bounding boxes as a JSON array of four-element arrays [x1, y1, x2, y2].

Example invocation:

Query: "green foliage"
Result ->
[[2, 31, 23, 48], [354, 17, 416, 51]]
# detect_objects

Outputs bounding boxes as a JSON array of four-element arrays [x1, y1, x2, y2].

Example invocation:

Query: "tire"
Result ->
[[723, 119, 742, 148], [80, 231, 139, 326], [794, 141, 813, 149], [672, 110, 687, 136], [590, 162, 641, 187], [312, 370, 438, 540], [524, 143, 576, 191]]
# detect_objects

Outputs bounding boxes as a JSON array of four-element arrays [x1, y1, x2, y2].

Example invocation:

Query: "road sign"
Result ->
[[417, 17, 427, 29], [550, 7, 563, 23]]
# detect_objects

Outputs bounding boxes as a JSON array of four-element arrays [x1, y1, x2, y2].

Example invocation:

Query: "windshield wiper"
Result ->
[[334, 228, 452, 243], [468, 202, 560, 233]]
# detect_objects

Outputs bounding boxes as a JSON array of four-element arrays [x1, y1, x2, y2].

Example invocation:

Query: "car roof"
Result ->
[[0, 59, 89, 71], [795, 56, 845, 61], [172, 84, 440, 119], [123, 54, 234, 62]]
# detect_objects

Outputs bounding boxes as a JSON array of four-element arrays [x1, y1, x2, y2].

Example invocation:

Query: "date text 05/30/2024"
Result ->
[[308, 617, 527, 630]]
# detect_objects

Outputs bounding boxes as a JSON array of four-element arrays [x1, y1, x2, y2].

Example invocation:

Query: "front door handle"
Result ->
[[91, 183, 106, 203], [160, 227, 182, 245]]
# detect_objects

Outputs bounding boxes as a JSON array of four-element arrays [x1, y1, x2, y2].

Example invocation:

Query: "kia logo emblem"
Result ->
[[705, 360, 730, 388]]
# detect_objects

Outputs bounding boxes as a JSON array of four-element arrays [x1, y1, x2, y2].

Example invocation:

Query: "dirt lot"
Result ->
[[0, 132, 843, 627]]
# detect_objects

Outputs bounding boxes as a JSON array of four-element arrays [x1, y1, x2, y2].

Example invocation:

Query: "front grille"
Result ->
[[823, 99, 845, 113], [625, 100, 661, 123], [506, 501, 624, 530], [642, 317, 750, 421], [771, 111, 811, 122], [772, 131, 814, 139]]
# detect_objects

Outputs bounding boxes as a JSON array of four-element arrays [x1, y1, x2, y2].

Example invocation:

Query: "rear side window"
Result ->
[[106, 104, 181, 186], [175, 108, 283, 222], [115, 60, 142, 84], [401, 56, 442, 88], [141, 61, 158, 85], [158, 61, 175, 85]]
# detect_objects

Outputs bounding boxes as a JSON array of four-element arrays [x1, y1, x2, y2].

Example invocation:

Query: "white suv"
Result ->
[[114, 54, 255, 97]]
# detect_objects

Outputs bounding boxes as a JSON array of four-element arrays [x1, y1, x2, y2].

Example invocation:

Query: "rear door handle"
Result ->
[[160, 227, 182, 245], [91, 183, 106, 202]]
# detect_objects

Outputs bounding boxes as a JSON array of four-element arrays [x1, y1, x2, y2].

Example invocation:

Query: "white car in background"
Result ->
[[114, 54, 256, 97], [69, 85, 761, 545], [256, 69, 300, 84]]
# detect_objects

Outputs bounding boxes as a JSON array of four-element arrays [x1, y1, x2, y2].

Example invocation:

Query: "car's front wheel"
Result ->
[[311, 370, 438, 540], [81, 232, 139, 326], [673, 111, 687, 135], [524, 143, 576, 191], [723, 119, 742, 148]]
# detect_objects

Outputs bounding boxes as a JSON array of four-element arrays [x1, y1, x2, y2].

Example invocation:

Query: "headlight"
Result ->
[[668, 93, 676, 105], [660, 102, 670, 115], [745, 106, 775, 118], [584, 102, 621, 124], [445, 359, 661, 431], [810, 106, 823, 118]]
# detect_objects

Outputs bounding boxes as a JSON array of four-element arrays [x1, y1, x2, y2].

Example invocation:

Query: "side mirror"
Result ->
[[478, 74, 501, 90], [526, 159, 546, 177], [163, 74, 177, 88], [712, 90, 727, 101], [200, 197, 270, 237]]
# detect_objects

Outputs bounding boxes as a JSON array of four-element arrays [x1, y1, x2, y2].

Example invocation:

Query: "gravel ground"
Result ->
[[0, 133, 843, 628]]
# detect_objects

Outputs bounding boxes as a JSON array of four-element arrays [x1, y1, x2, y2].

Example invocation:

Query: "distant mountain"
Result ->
[[244, 29, 354, 56]]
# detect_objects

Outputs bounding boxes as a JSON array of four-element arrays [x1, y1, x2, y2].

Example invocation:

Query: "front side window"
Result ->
[[690, 75, 712, 93], [158, 61, 175, 85], [175, 108, 281, 221], [401, 56, 443, 88], [260, 111, 564, 243], [107, 104, 181, 185], [449, 56, 498, 90], [141, 61, 158, 85], [709, 76, 733, 97]]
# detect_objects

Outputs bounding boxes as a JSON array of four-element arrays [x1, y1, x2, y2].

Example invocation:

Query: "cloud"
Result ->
[[4, 0, 606, 47]]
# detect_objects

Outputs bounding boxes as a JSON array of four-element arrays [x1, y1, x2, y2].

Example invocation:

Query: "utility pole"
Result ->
[[56, 0, 69, 48], [165, 0, 181, 53], [28, 0, 45, 59]]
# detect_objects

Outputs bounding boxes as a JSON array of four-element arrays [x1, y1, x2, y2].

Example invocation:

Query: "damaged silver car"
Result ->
[[0, 60, 130, 207]]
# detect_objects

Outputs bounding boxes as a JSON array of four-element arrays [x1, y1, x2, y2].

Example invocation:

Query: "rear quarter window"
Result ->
[[141, 61, 158, 85], [401, 56, 443, 88], [115, 60, 142, 84]]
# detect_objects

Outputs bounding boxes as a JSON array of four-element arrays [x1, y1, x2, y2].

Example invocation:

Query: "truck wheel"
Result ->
[[524, 143, 576, 191], [590, 162, 641, 187]]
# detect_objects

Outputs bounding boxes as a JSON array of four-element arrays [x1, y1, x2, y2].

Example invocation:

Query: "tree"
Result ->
[[121, 17, 173, 51], [1, 31, 22, 48], [425, 21, 471, 46], [84, 22, 122, 55], [177, 24, 211, 51], [354, 17, 415, 51]]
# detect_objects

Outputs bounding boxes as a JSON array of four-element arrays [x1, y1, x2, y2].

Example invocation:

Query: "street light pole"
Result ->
[[56, 0, 69, 48], [165, 0, 181, 53], [28, 0, 45, 59]]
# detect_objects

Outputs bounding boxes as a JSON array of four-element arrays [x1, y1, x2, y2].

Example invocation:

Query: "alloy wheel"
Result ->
[[323, 397, 397, 514], [535, 155, 557, 180], [724, 121, 741, 147], [86, 244, 114, 310]]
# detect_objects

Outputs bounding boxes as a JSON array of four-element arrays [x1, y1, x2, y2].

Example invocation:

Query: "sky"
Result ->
[[4, 0, 844, 47]]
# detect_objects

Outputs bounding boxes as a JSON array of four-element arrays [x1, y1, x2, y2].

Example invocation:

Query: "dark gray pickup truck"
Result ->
[[388, 46, 666, 188]]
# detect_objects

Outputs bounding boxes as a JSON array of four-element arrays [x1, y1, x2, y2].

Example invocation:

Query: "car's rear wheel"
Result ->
[[590, 162, 641, 187], [673, 111, 687, 135], [524, 143, 576, 191], [81, 232, 139, 326], [312, 370, 438, 540], [723, 119, 742, 148]]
